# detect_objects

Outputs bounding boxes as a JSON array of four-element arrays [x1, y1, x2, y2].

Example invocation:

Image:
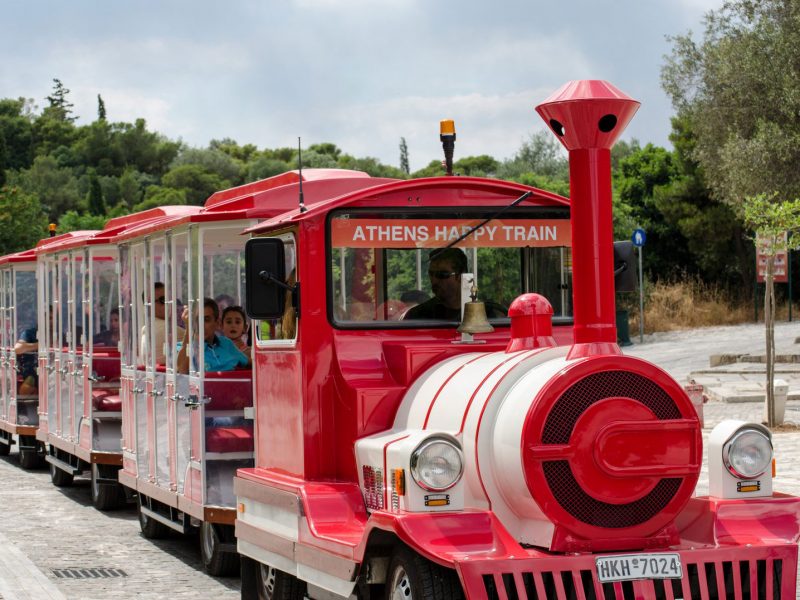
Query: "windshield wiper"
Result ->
[[433, 191, 532, 257]]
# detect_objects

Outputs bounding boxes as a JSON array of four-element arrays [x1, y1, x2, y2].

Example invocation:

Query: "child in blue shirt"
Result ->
[[177, 298, 250, 374]]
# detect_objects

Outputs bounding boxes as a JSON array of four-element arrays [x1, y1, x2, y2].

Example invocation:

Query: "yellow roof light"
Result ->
[[440, 119, 456, 136]]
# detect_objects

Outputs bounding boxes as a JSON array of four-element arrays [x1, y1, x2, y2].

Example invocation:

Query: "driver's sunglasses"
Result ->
[[155, 296, 166, 305], [428, 270, 458, 280]]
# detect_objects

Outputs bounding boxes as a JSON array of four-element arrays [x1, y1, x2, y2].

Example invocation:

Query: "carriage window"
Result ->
[[328, 211, 571, 326]]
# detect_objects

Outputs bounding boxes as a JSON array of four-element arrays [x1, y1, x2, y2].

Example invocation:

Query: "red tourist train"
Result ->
[[0, 80, 795, 599]]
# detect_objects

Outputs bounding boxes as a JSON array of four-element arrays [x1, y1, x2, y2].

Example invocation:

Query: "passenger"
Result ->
[[221, 306, 249, 353], [93, 308, 120, 347], [400, 289, 429, 309], [14, 308, 53, 395], [141, 282, 185, 365], [176, 298, 250, 374]]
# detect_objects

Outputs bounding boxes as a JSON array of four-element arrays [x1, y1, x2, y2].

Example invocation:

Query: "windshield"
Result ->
[[328, 208, 572, 327]]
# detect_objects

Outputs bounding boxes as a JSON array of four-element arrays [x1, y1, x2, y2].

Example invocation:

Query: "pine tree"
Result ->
[[46, 78, 76, 122], [86, 169, 106, 216], [97, 94, 106, 121], [399, 137, 410, 175]]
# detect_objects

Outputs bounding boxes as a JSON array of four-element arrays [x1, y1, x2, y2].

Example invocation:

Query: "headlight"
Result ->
[[722, 428, 773, 479], [410, 438, 463, 492]]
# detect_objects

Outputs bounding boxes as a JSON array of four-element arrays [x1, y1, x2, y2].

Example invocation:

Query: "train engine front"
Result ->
[[354, 82, 799, 598]]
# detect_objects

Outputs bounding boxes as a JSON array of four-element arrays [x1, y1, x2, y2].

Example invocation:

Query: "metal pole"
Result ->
[[789, 248, 793, 322], [638, 246, 644, 343]]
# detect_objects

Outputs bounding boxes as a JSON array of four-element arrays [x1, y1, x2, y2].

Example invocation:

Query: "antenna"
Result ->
[[297, 137, 307, 213]]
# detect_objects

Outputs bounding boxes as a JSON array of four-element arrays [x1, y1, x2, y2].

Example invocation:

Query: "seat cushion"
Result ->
[[206, 426, 254, 453], [92, 390, 121, 412]]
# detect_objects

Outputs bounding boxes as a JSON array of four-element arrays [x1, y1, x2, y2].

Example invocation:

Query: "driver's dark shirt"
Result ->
[[404, 298, 461, 320], [17, 327, 38, 381]]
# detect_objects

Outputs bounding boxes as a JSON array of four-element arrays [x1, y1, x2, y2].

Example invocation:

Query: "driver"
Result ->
[[404, 248, 469, 320]]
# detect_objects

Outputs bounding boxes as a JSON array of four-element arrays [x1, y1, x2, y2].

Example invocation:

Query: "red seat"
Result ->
[[206, 426, 254, 453], [92, 390, 121, 412]]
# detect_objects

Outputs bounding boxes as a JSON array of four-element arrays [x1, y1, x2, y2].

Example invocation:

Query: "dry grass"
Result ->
[[625, 278, 750, 333]]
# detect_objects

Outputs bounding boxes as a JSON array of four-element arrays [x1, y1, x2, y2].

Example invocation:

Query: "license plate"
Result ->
[[596, 553, 682, 582]]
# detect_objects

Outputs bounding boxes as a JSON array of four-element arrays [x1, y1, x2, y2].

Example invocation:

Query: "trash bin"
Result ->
[[616, 309, 632, 346]]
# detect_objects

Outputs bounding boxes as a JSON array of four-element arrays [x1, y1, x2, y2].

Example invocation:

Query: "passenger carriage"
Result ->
[[34, 210, 194, 509], [0, 249, 42, 467], [115, 170, 397, 576], [235, 81, 800, 600]]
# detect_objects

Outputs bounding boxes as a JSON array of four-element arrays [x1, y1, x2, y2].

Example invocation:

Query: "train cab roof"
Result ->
[[246, 175, 570, 234]]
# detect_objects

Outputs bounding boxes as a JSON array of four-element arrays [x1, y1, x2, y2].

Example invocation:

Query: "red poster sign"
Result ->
[[756, 232, 788, 283], [330, 219, 571, 249]]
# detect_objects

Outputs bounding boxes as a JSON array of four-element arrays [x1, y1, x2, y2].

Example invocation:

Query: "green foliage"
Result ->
[[0, 185, 48, 254], [453, 155, 500, 177], [86, 169, 106, 216], [57, 210, 108, 233], [662, 0, 800, 205], [497, 131, 568, 180], [246, 156, 291, 182], [97, 94, 106, 121], [171, 147, 243, 184], [743, 194, 800, 250], [7, 154, 82, 219], [0, 98, 34, 171], [411, 159, 444, 179], [134, 186, 186, 211], [309, 142, 342, 159], [161, 164, 229, 205]]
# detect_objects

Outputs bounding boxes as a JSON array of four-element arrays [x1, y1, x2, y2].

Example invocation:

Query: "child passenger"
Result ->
[[221, 306, 249, 353]]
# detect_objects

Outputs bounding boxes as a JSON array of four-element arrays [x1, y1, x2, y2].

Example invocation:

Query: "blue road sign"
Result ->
[[632, 228, 646, 247]]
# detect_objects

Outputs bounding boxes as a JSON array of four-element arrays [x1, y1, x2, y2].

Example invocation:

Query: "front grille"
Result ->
[[543, 461, 680, 528], [542, 371, 679, 444], [459, 553, 790, 600]]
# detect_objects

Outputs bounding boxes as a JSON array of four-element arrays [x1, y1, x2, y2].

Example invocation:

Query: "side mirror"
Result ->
[[245, 238, 287, 320], [613, 241, 636, 293]]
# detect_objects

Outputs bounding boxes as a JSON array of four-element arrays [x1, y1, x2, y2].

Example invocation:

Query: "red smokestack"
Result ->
[[535, 81, 639, 359]]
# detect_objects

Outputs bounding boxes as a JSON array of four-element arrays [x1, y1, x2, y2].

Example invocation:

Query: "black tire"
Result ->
[[49, 460, 74, 487], [255, 563, 306, 600], [385, 547, 463, 600], [91, 463, 124, 511], [201, 521, 240, 577], [18, 436, 43, 469], [137, 496, 170, 539]]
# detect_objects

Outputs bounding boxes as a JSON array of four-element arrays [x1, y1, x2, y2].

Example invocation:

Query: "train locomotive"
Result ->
[[0, 78, 796, 600], [235, 81, 800, 599]]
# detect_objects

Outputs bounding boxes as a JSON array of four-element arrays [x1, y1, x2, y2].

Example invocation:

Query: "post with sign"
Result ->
[[632, 228, 646, 343]]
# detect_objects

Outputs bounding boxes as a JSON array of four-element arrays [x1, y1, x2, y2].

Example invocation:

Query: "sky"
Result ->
[[1, 0, 723, 172]]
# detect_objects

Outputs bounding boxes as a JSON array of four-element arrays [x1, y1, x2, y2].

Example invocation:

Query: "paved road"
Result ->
[[0, 321, 797, 598], [0, 451, 239, 599]]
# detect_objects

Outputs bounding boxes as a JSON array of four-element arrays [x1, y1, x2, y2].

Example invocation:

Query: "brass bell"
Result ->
[[458, 283, 494, 334]]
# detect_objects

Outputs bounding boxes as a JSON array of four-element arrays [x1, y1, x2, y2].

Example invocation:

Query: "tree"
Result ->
[[45, 79, 76, 122], [742, 193, 800, 426], [662, 0, 800, 207], [160, 164, 229, 205], [57, 210, 108, 233], [97, 94, 106, 121], [498, 131, 568, 180], [6, 154, 82, 220], [399, 137, 410, 175], [0, 98, 35, 171], [86, 169, 106, 215], [171, 147, 243, 184], [0, 185, 48, 254]]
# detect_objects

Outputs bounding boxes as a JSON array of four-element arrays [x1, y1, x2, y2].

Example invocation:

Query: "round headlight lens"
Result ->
[[723, 428, 773, 479], [410, 438, 463, 492]]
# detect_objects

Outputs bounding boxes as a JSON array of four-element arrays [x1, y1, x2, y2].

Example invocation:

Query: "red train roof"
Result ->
[[246, 176, 570, 234], [0, 248, 37, 266]]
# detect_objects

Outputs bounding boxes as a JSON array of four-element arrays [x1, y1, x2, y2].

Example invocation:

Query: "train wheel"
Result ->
[[385, 547, 463, 600], [200, 522, 239, 577], [18, 436, 43, 469], [256, 563, 306, 600], [91, 463, 124, 510], [50, 461, 74, 487], [137, 496, 170, 539], [0, 432, 10, 456]]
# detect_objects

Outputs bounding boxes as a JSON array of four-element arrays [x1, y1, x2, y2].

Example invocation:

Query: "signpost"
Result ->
[[632, 228, 646, 343]]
